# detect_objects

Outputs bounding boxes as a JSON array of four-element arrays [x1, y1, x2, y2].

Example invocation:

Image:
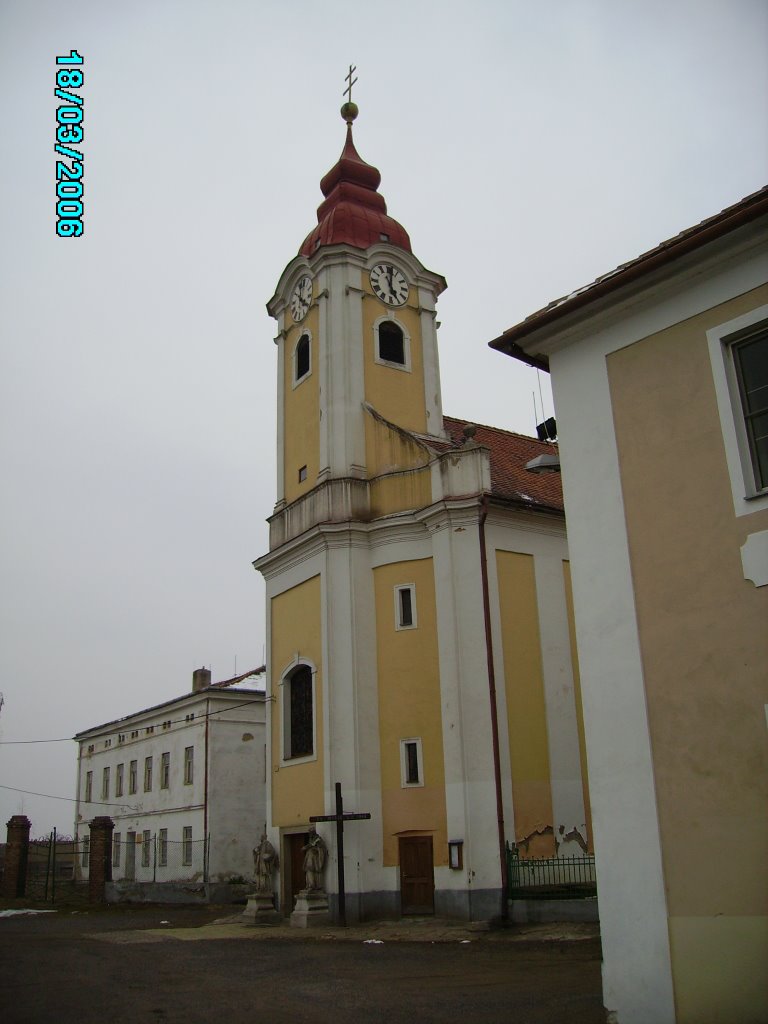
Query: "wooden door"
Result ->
[[282, 832, 309, 916], [399, 836, 435, 915]]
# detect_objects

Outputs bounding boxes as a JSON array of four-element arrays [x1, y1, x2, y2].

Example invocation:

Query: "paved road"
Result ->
[[0, 906, 604, 1023]]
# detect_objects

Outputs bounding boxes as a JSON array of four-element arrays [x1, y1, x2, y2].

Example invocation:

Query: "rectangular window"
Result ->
[[284, 665, 314, 760], [141, 830, 151, 868], [115, 763, 124, 798], [144, 756, 153, 792], [400, 737, 424, 788], [112, 833, 121, 867], [183, 746, 194, 785], [395, 584, 417, 630], [298, 465, 307, 482], [182, 826, 193, 865], [82, 835, 90, 867], [160, 751, 170, 789], [84, 771, 93, 803], [158, 828, 168, 867], [101, 766, 110, 801], [733, 330, 768, 491], [129, 759, 138, 795]]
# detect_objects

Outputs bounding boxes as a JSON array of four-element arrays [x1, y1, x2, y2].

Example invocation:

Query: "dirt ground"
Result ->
[[0, 902, 605, 1023]]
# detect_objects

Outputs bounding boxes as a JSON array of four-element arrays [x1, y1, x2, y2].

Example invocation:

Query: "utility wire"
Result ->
[[0, 783, 139, 811], [0, 695, 267, 746]]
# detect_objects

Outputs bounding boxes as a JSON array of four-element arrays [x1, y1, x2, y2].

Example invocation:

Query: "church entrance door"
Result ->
[[399, 836, 434, 915], [283, 832, 309, 916]]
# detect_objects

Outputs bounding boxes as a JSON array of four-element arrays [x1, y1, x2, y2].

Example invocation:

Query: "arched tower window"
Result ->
[[295, 333, 310, 382], [283, 664, 314, 759], [378, 321, 405, 366]]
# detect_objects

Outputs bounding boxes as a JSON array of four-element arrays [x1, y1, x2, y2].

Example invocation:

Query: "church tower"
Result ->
[[256, 89, 592, 923]]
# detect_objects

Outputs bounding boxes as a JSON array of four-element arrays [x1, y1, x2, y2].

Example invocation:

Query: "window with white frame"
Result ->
[[294, 332, 311, 385], [158, 828, 168, 867], [182, 826, 193, 865], [101, 766, 110, 800], [84, 771, 93, 803], [394, 584, 417, 630], [112, 833, 121, 867], [128, 759, 137, 794], [374, 315, 411, 371], [115, 763, 124, 798], [141, 830, 151, 868], [160, 751, 170, 789], [400, 737, 424, 787], [707, 306, 768, 513], [283, 664, 314, 760], [183, 746, 194, 784], [144, 756, 153, 792]]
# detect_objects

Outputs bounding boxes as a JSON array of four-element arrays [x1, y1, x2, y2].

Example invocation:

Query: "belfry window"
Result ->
[[284, 664, 314, 760], [395, 584, 417, 630], [295, 333, 311, 382], [378, 321, 405, 365]]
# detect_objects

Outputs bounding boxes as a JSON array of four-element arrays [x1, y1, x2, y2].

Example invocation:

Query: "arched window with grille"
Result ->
[[294, 333, 311, 383], [377, 320, 405, 365], [283, 664, 314, 760]]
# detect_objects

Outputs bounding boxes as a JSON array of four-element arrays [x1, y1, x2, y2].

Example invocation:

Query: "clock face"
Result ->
[[290, 275, 313, 322], [370, 264, 409, 306]]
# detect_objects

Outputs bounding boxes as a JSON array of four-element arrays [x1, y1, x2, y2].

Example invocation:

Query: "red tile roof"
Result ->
[[442, 416, 564, 513]]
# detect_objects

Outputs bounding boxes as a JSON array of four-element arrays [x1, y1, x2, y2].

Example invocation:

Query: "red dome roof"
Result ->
[[299, 124, 411, 256]]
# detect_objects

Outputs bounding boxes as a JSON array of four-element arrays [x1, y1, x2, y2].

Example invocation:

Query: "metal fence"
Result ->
[[25, 832, 87, 903], [111, 832, 210, 883], [506, 841, 597, 900]]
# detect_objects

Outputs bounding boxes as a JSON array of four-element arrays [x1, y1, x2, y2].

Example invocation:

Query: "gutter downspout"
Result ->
[[204, 696, 210, 885], [478, 494, 508, 921]]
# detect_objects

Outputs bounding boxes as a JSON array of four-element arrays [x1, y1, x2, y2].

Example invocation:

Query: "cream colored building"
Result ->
[[255, 105, 592, 922], [490, 187, 768, 1024]]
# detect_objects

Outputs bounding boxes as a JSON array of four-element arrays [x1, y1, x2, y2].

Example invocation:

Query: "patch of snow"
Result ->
[[0, 909, 57, 917], [363, 939, 384, 944]]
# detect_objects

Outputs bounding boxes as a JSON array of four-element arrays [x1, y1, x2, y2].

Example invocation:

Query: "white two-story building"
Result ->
[[74, 667, 266, 896]]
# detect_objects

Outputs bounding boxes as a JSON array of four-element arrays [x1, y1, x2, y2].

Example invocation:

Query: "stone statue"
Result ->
[[253, 834, 278, 895], [302, 829, 328, 892]]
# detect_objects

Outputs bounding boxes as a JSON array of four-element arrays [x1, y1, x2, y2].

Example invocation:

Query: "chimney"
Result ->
[[192, 667, 211, 693]]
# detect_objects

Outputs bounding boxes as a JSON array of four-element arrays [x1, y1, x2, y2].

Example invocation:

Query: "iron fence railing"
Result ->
[[506, 841, 597, 900]]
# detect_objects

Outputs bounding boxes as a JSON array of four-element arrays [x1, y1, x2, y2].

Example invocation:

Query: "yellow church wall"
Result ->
[[370, 469, 432, 518], [373, 558, 448, 867], [270, 574, 324, 826], [495, 550, 555, 857], [562, 560, 593, 853], [283, 305, 320, 505], [363, 290, 428, 483]]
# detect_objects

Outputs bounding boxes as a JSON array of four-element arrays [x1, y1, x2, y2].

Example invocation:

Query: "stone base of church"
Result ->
[[242, 892, 282, 925], [290, 889, 331, 928]]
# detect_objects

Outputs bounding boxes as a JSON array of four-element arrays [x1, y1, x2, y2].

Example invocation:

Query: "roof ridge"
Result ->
[[443, 414, 556, 447]]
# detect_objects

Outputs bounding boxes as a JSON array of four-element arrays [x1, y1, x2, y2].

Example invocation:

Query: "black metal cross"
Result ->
[[343, 64, 357, 103], [310, 781, 370, 926]]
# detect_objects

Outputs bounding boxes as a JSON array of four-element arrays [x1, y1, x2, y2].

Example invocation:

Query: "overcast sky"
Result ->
[[1, 0, 766, 836]]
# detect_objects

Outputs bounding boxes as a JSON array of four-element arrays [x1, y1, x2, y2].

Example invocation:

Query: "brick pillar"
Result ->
[[88, 816, 114, 903], [2, 815, 32, 898]]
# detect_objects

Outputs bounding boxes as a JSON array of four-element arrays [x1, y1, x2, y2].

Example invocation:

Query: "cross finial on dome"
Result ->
[[341, 64, 359, 125]]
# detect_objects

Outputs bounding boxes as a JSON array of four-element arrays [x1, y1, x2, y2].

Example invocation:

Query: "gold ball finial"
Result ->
[[340, 101, 359, 124]]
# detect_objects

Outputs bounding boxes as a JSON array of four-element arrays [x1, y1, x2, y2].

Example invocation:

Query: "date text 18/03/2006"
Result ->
[[55, 50, 84, 237]]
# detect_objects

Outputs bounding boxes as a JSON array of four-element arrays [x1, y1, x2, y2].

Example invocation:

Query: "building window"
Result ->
[[115, 763, 124, 798], [182, 826, 193, 866], [400, 737, 424, 788], [160, 751, 170, 789], [142, 830, 152, 868], [84, 771, 93, 803], [118, 733, 125, 744], [128, 759, 137, 794], [294, 332, 311, 383], [158, 828, 168, 867], [144, 756, 153, 792], [104, 739, 112, 748], [145, 726, 154, 735], [87, 744, 94, 753], [298, 465, 307, 483], [112, 833, 121, 867], [378, 320, 405, 365], [101, 766, 110, 801], [707, 306, 768, 514], [732, 329, 768, 491], [183, 746, 194, 785], [81, 835, 90, 867], [283, 664, 314, 760], [394, 584, 417, 630]]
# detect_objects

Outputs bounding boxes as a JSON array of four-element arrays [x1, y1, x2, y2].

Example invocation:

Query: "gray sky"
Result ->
[[1, 0, 766, 836]]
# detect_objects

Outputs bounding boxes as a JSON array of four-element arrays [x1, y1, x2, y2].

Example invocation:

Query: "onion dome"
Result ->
[[299, 103, 411, 256]]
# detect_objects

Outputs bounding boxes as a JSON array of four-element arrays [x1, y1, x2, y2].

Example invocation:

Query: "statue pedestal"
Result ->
[[242, 892, 281, 926], [290, 889, 331, 928]]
